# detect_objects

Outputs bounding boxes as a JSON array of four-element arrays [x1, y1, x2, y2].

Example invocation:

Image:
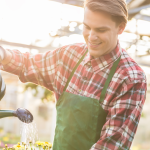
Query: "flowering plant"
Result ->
[[3, 141, 52, 150]]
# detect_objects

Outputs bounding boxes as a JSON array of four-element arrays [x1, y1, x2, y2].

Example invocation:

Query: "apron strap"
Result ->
[[63, 49, 121, 103], [63, 50, 88, 91], [99, 56, 121, 103]]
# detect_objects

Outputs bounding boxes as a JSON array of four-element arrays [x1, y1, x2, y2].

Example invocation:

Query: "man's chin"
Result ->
[[88, 49, 103, 58]]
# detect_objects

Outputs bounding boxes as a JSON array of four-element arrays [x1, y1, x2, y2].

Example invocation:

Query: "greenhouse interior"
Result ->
[[0, 0, 150, 149]]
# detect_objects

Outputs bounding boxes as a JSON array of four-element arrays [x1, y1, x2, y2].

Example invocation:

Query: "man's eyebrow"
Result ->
[[83, 22, 90, 27], [83, 22, 110, 30]]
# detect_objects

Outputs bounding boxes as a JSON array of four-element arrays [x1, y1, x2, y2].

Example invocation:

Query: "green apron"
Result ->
[[53, 50, 121, 150]]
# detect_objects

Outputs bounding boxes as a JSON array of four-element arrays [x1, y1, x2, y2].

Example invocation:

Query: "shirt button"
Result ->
[[87, 62, 91, 66]]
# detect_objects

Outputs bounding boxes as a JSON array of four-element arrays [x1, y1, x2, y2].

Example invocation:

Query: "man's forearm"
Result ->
[[0, 46, 12, 65]]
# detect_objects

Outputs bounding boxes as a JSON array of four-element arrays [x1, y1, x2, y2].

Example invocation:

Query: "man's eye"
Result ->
[[98, 30, 106, 32]]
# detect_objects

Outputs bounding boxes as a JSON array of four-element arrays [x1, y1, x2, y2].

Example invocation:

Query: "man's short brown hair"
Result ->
[[84, 0, 128, 26]]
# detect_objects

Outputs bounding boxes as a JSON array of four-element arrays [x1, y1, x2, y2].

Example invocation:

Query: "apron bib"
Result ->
[[53, 51, 121, 150]]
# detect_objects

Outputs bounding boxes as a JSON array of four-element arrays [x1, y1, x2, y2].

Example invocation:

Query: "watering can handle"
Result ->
[[0, 72, 6, 101]]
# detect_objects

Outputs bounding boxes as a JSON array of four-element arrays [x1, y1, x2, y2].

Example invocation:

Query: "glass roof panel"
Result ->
[[140, 8, 150, 16]]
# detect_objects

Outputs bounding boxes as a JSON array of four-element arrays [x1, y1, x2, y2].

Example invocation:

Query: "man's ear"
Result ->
[[118, 22, 126, 35]]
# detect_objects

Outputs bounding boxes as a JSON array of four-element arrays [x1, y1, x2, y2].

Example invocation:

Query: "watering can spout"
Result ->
[[0, 110, 16, 118], [0, 108, 33, 123]]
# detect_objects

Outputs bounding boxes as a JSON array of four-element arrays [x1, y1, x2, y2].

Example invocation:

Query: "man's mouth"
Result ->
[[88, 42, 102, 48]]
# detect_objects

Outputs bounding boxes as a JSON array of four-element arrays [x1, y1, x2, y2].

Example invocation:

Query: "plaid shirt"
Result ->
[[1, 42, 147, 150]]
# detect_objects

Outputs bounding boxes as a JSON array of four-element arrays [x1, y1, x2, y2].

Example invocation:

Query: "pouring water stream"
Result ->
[[20, 121, 38, 147]]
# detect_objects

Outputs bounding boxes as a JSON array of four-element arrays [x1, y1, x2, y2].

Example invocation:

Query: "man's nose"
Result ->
[[88, 30, 98, 41]]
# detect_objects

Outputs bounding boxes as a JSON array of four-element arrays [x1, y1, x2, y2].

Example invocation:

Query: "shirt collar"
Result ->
[[83, 41, 122, 71]]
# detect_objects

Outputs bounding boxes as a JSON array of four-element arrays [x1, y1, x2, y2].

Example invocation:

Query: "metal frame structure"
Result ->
[[49, 0, 150, 21], [1, 0, 150, 63]]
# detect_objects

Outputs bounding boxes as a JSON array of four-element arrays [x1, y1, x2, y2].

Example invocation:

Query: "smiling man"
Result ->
[[83, 7, 124, 58], [0, 0, 147, 150]]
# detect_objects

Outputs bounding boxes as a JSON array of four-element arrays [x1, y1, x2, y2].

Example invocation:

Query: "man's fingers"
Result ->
[[0, 46, 6, 61]]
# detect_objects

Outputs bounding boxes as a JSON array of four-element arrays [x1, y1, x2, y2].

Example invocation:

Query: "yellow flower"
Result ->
[[46, 142, 51, 145], [44, 142, 49, 145], [43, 145, 46, 149], [35, 141, 44, 146], [3, 137, 9, 142], [17, 145, 21, 148], [43, 142, 52, 148], [13, 144, 24, 150]]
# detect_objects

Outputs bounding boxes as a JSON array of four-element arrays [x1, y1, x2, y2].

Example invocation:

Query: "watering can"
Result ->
[[0, 72, 33, 123]]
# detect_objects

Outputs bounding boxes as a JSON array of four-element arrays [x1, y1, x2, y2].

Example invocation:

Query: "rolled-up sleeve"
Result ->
[[91, 77, 147, 150]]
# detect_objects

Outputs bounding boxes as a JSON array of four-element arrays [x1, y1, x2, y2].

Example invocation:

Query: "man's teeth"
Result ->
[[91, 44, 99, 45], [90, 43, 101, 45]]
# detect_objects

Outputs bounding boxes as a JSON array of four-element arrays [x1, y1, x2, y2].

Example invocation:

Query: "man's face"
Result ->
[[83, 7, 124, 58]]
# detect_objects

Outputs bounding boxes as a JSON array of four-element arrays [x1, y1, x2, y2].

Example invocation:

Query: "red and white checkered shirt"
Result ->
[[1, 42, 147, 150]]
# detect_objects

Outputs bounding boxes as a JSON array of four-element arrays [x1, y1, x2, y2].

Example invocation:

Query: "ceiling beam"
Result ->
[[126, 0, 134, 5], [134, 14, 150, 22], [128, 4, 150, 14]]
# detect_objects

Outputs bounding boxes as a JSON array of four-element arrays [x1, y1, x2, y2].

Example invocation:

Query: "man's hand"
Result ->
[[0, 46, 6, 62], [0, 46, 12, 65]]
